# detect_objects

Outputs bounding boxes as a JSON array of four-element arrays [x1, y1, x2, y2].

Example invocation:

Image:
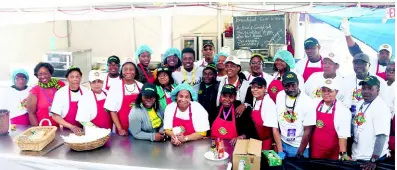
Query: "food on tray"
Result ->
[[61, 126, 110, 143]]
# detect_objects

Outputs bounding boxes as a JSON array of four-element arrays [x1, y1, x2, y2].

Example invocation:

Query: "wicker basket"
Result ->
[[14, 119, 57, 151], [64, 133, 110, 151]]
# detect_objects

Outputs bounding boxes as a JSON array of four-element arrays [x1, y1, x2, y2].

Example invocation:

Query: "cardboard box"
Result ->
[[232, 138, 262, 170]]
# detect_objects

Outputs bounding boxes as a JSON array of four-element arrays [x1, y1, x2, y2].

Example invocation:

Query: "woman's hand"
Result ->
[[117, 128, 128, 136], [171, 136, 181, 146], [154, 132, 165, 141], [230, 135, 245, 146], [176, 134, 187, 143], [70, 126, 83, 136], [235, 104, 246, 117]]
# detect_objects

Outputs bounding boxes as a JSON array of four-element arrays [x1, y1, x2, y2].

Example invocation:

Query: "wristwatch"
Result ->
[[370, 157, 377, 163]]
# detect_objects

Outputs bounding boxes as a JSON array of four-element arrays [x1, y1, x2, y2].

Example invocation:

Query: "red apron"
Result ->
[[117, 81, 141, 133], [162, 87, 173, 104], [376, 63, 387, 81], [36, 87, 58, 126], [310, 101, 339, 160], [302, 58, 324, 82], [268, 74, 284, 103], [91, 91, 113, 129], [211, 105, 238, 139], [10, 113, 30, 125], [247, 73, 263, 81], [63, 88, 83, 127], [251, 99, 273, 150], [172, 104, 195, 136], [105, 76, 120, 91], [139, 63, 154, 83], [389, 115, 395, 159]]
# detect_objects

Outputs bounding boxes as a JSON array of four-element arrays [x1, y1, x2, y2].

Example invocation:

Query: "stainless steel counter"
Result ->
[[0, 126, 232, 170]]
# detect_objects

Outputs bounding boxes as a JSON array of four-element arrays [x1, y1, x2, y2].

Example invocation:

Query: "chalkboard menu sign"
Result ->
[[233, 15, 286, 50]]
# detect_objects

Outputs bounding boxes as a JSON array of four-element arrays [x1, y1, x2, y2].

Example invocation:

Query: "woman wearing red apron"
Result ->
[[76, 70, 113, 129], [155, 67, 176, 112], [105, 61, 143, 136], [244, 54, 272, 83], [27, 62, 65, 126], [4, 69, 31, 125], [268, 50, 304, 103], [250, 77, 276, 150], [136, 45, 154, 84], [164, 83, 210, 146], [211, 84, 254, 146], [105, 55, 121, 91], [301, 37, 324, 82], [51, 67, 87, 135], [310, 80, 351, 160]]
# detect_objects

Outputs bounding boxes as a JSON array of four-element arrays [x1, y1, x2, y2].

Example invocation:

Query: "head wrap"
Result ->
[[12, 69, 29, 85], [214, 52, 229, 64], [170, 83, 198, 102], [273, 50, 296, 69], [136, 45, 153, 59], [162, 48, 181, 62]]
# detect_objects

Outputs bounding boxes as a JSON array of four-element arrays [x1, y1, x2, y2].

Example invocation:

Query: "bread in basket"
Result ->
[[61, 126, 111, 151]]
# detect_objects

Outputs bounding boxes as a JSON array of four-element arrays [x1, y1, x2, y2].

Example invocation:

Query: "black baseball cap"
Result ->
[[221, 84, 237, 95], [353, 53, 370, 63], [359, 76, 380, 87], [65, 66, 82, 78], [250, 77, 267, 87], [107, 55, 120, 64], [282, 72, 299, 85], [202, 41, 215, 49], [141, 83, 157, 97], [157, 66, 171, 74], [304, 37, 319, 49]]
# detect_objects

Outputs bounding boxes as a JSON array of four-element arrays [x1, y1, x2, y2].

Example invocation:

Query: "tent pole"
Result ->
[[217, 8, 222, 53], [67, 20, 71, 47]]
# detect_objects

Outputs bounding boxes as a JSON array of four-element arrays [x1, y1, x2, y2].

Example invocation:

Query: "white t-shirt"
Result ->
[[50, 86, 89, 118], [252, 95, 277, 127], [274, 91, 316, 147], [342, 74, 390, 111], [295, 58, 323, 76], [352, 97, 391, 160], [242, 71, 273, 87], [172, 66, 203, 93], [75, 91, 107, 122], [104, 76, 121, 90], [313, 99, 351, 138], [271, 70, 305, 92], [163, 102, 210, 132], [0, 87, 31, 119], [104, 80, 143, 112], [369, 57, 387, 78], [305, 72, 350, 108], [216, 75, 227, 82], [216, 77, 250, 106]]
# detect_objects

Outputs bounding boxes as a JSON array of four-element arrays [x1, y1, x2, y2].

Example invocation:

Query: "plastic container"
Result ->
[[0, 110, 10, 135]]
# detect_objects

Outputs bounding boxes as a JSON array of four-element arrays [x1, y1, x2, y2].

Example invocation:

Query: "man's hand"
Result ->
[[340, 18, 351, 36], [154, 132, 165, 141]]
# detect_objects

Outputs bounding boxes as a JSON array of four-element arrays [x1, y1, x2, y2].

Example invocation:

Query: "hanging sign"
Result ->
[[386, 7, 395, 19]]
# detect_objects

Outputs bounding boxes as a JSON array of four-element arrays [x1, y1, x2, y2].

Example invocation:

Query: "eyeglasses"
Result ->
[[250, 62, 263, 66]]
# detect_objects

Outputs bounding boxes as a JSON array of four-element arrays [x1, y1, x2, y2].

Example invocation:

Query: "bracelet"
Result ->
[[339, 152, 347, 156]]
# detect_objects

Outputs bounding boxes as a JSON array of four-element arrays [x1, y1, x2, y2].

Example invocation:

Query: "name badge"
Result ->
[[287, 129, 296, 141]]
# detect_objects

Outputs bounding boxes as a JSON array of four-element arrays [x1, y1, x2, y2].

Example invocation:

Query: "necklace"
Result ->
[[124, 84, 136, 93]]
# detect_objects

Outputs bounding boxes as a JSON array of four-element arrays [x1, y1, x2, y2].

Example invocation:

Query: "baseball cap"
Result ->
[[107, 55, 120, 64], [224, 55, 241, 65], [89, 70, 104, 82], [378, 44, 392, 53], [321, 78, 339, 91], [353, 53, 370, 63], [141, 83, 157, 97], [304, 37, 319, 48], [65, 66, 82, 78], [157, 66, 171, 74], [250, 77, 267, 87], [323, 52, 340, 64], [123, 57, 135, 64], [282, 72, 299, 85], [202, 41, 215, 49], [203, 63, 217, 74], [221, 84, 237, 95], [359, 76, 380, 87]]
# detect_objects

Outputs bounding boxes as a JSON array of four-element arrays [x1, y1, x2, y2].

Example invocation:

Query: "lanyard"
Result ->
[[318, 101, 335, 113], [223, 105, 233, 120], [358, 101, 372, 115], [354, 73, 370, 96], [138, 63, 152, 82], [41, 88, 56, 104], [183, 67, 196, 86], [285, 95, 298, 114]]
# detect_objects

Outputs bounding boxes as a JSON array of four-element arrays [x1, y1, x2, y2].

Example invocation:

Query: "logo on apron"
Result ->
[[129, 102, 135, 108], [283, 110, 297, 123], [352, 88, 363, 101], [20, 98, 28, 109], [218, 127, 228, 135], [180, 126, 186, 133], [316, 120, 325, 128], [354, 112, 366, 126], [271, 86, 278, 93]]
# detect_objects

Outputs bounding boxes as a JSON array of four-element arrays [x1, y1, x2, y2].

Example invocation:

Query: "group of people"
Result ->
[[2, 21, 394, 170]]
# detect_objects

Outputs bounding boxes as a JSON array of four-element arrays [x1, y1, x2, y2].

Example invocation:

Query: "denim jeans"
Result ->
[[282, 141, 309, 158]]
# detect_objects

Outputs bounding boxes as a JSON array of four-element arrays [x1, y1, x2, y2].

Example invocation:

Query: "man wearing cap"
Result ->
[[305, 52, 349, 107], [310, 79, 351, 160], [136, 45, 155, 84], [198, 63, 220, 117], [268, 72, 316, 159], [296, 37, 324, 82], [105, 55, 121, 91], [342, 53, 390, 116], [340, 18, 392, 80], [385, 62, 395, 160], [242, 53, 272, 84], [172, 48, 203, 93], [76, 70, 112, 129], [352, 76, 391, 169], [195, 41, 216, 68]]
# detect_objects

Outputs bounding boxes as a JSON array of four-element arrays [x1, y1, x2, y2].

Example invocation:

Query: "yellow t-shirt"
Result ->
[[147, 108, 162, 129]]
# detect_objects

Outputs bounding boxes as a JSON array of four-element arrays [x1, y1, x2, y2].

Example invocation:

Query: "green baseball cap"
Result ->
[[221, 84, 237, 95], [359, 76, 380, 87], [282, 72, 299, 85]]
